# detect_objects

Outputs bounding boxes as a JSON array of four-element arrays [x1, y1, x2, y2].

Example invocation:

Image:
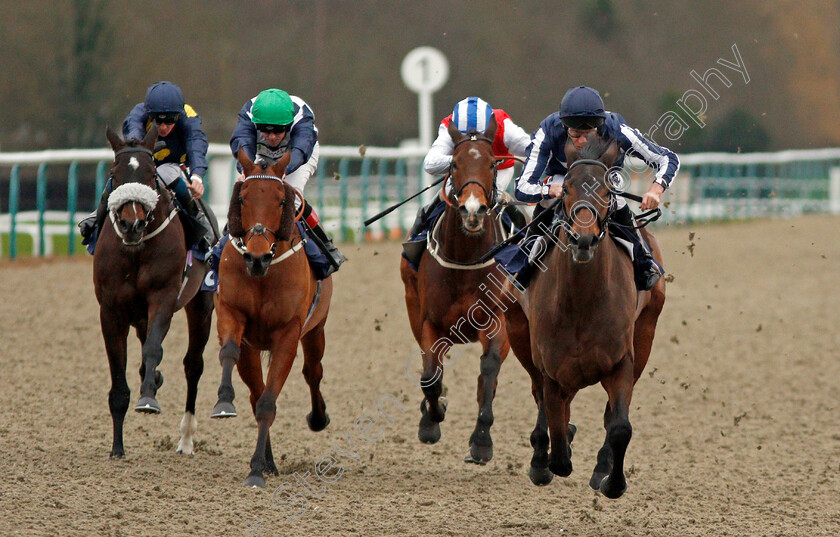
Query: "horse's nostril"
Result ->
[[260, 253, 273, 265], [459, 207, 469, 219], [243, 252, 254, 265]]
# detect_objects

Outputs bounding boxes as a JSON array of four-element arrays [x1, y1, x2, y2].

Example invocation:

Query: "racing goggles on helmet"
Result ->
[[153, 112, 180, 125], [255, 123, 291, 134], [561, 116, 605, 130]]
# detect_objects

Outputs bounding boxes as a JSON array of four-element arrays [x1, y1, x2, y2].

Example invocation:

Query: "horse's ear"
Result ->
[[483, 113, 498, 141], [564, 135, 579, 167], [447, 119, 465, 145], [270, 151, 292, 178], [237, 148, 255, 176], [227, 181, 245, 238], [141, 123, 158, 151], [276, 182, 297, 242], [600, 138, 619, 167], [106, 125, 124, 151]]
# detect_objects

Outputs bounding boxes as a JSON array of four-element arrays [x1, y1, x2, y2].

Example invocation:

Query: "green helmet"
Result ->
[[251, 89, 294, 127]]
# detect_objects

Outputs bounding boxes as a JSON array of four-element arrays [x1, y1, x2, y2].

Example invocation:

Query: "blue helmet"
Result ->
[[559, 86, 606, 130], [451, 97, 493, 133], [144, 81, 185, 115]]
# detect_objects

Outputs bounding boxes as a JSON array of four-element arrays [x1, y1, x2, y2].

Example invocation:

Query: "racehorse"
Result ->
[[95, 124, 215, 458], [400, 114, 513, 464], [211, 150, 333, 488], [504, 135, 666, 498]]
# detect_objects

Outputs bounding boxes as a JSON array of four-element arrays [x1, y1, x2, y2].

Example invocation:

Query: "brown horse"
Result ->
[[212, 150, 332, 487], [95, 125, 215, 458], [505, 136, 666, 498], [400, 114, 513, 464]]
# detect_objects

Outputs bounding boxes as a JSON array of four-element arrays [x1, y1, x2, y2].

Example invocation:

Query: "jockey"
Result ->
[[515, 86, 680, 291], [227, 88, 345, 273], [403, 96, 531, 267], [78, 81, 214, 252]]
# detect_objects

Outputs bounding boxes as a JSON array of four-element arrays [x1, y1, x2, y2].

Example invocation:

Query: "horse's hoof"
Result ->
[[265, 462, 280, 477], [306, 412, 330, 432], [528, 465, 554, 486], [244, 474, 266, 488], [210, 401, 237, 419], [464, 443, 493, 465], [418, 420, 441, 444], [598, 475, 628, 499], [134, 397, 160, 414], [589, 472, 609, 491], [109, 450, 125, 460], [154, 370, 164, 390], [548, 458, 573, 478]]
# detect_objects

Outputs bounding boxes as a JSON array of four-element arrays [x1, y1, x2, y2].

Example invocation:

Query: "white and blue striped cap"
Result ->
[[451, 97, 493, 134]]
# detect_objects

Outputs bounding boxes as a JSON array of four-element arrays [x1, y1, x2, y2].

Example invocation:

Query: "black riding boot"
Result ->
[[78, 185, 110, 248], [513, 203, 554, 288], [299, 202, 345, 271], [610, 205, 661, 291], [408, 197, 444, 239], [174, 190, 214, 251]]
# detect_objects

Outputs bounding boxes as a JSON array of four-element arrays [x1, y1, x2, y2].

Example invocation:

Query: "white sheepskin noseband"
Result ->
[[108, 183, 159, 214]]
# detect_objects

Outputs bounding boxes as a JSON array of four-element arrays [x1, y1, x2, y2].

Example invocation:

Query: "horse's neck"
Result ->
[[438, 207, 495, 263]]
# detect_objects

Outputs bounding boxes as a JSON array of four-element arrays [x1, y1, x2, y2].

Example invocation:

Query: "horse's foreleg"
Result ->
[[102, 310, 130, 459], [598, 354, 634, 499], [301, 320, 329, 432], [590, 402, 614, 490], [211, 304, 246, 419], [465, 331, 508, 465], [417, 321, 449, 444], [176, 290, 213, 455], [244, 327, 299, 488], [234, 344, 281, 476], [135, 296, 177, 414], [544, 376, 575, 478]]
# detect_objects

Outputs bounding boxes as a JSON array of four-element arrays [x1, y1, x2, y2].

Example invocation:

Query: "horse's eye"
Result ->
[[451, 162, 458, 170], [238, 196, 244, 205]]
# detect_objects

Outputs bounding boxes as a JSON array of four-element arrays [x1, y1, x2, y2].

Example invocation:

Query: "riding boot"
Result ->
[[78, 179, 113, 253], [610, 205, 661, 291], [301, 202, 345, 271], [510, 203, 556, 288], [408, 197, 445, 239], [173, 180, 213, 251]]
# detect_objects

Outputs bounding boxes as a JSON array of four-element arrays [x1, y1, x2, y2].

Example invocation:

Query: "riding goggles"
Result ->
[[255, 123, 292, 134], [153, 113, 180, 125]]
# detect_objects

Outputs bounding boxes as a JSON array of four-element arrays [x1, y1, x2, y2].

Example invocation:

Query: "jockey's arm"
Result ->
[[122, 103, 147, 141], [423, 122, 455, 176], [515, 122, 554, 203], [615, 120, 680, 210]]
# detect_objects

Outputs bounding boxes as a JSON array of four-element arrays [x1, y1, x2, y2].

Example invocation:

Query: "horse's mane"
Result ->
[[577, 136, 614, 161], [227, 179, 296, 242]]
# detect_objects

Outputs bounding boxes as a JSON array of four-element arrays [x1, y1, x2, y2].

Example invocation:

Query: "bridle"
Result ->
[[229, 174, 306, 265], [555, 158, 617, 247], [109, 146, 179, 245], [446, 133, 499, 208]]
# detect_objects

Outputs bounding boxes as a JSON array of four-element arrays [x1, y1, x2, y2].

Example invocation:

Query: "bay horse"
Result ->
[[95, 124, 215, 458], [505, 136, 666, 498], [400, 114, 513, 464], [212, 150, 332, 488]]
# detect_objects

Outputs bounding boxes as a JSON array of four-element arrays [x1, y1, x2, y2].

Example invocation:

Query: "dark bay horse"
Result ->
[[95, 125, 214, 458], [400, 114, 513, 464], [212, 150, 332, 488], [505, 136, 666, 498]]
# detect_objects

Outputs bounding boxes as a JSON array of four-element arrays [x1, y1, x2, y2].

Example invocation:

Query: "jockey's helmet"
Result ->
[[144, 82, 185, 122], [251, 89, 294, 131], [559, 86, 606, 130], [451, 97, 494, 134]]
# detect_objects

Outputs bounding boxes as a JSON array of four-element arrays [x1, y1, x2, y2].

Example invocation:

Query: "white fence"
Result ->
[[0, 144, 839, 257]]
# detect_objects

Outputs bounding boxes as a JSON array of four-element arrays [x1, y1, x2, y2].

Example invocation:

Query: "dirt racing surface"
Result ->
[[1, 215, 839, 537]]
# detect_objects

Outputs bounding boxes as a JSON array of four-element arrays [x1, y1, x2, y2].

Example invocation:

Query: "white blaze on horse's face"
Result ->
[[460, 192, 486, 233], [468, 148, 481, 160], [129, 157, 139, 170]]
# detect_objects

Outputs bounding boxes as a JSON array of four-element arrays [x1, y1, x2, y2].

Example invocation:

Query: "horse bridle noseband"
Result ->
[[447, 133, 500, 208], [556, 158, 617, 246], [230, 174, 306, 264], [109, 146, 181, 244]]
